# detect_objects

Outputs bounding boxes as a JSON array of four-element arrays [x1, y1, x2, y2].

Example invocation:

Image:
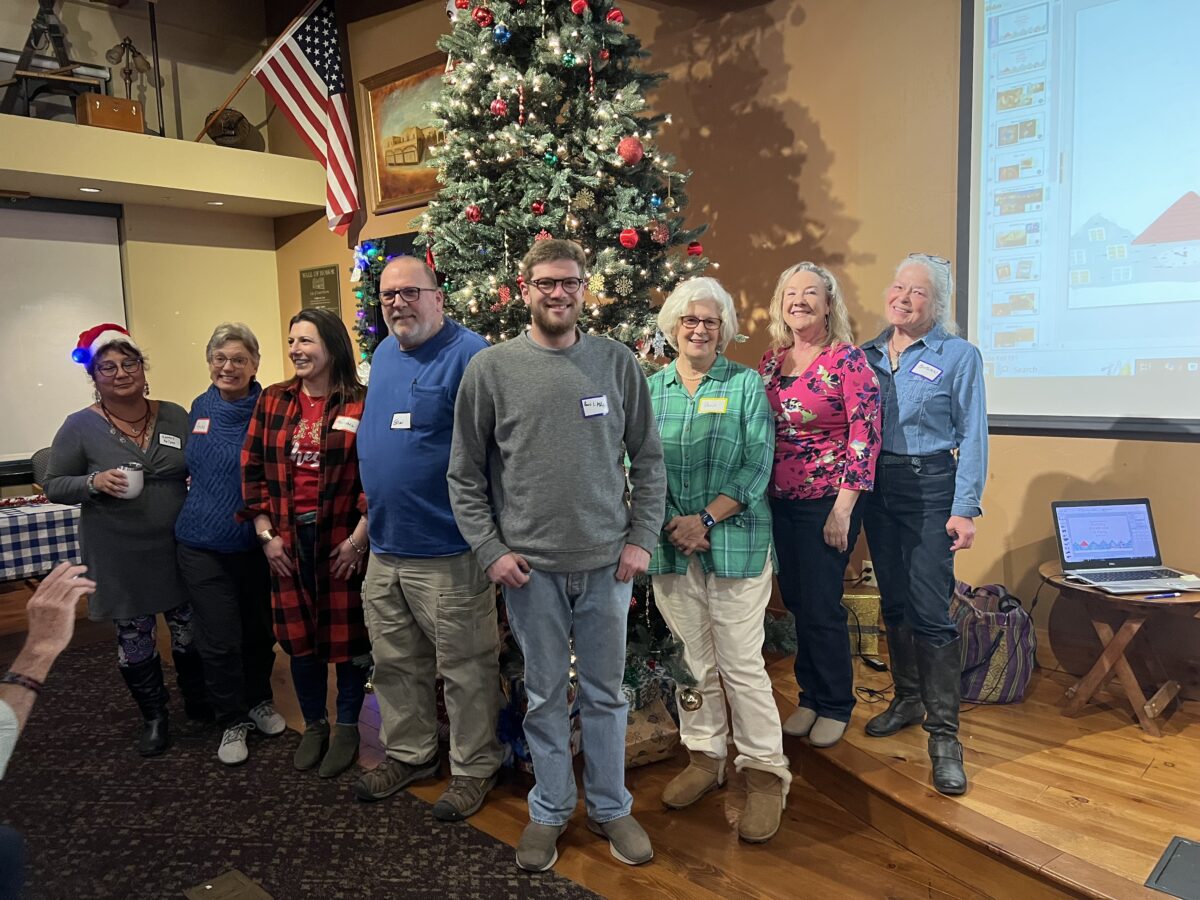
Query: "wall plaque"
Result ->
[[300, 264, 340, 312]]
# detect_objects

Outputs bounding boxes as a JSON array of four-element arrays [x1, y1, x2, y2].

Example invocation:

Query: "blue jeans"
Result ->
[[0, 825, 23, 900], [863, 452, 959, 647], [503, 564, 632, 826], [772, 494, 864, 722], [289, 654, 366, 726]]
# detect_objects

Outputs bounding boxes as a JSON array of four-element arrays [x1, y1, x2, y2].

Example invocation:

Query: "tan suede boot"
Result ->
[[662, 751, 725, 809], [739, 769, 785, 843]]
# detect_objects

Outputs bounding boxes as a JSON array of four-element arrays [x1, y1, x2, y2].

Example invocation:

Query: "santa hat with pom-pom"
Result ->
[[72, 323, 140, 366]]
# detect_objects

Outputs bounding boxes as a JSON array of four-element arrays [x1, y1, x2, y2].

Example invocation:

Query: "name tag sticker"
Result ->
[[192, 418, 210, 435], [911, 361, 943, 382], [581, 395, 610, 418], [390, 412, 412, 430], [159, 433, 182, 449], [698, 397, 729, 414], [332, 416, 360, 433]]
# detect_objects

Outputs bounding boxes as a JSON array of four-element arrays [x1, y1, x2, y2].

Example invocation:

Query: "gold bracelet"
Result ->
[[347, 535, 367, 555]]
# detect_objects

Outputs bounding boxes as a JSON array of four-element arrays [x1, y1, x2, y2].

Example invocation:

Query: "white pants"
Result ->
[[652, 556, 790, 785]]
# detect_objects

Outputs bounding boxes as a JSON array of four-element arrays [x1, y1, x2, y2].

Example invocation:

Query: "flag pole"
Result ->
[[192, 0, 321, 142]]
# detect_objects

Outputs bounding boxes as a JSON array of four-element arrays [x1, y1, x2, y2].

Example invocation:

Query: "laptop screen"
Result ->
[[1052, 499, 1162, 570]]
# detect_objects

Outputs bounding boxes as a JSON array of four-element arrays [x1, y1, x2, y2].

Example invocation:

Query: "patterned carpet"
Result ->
[[0, 644, 598, 900]]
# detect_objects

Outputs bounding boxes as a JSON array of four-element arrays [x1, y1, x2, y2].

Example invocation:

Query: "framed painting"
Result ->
[[359, 52, 447, 214]]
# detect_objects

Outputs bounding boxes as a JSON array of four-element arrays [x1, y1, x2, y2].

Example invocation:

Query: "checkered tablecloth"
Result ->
[[0, 502, 82, 581]]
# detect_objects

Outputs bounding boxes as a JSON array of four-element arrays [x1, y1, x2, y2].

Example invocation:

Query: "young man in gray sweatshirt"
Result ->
[[449, 238, 666, 872]]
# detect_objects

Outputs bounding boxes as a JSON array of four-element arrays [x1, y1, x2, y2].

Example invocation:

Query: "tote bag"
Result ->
[[950, 581, 1037, 704]]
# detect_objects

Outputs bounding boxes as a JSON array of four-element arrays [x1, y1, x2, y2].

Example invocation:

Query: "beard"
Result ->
[[531, 301, 579, 336]]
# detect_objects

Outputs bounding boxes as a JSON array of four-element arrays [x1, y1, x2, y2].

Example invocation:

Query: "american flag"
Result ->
[[252, 0, 360, 234]]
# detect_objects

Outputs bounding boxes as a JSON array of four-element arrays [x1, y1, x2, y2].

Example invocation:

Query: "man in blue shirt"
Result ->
[[354, 256, 502, 820]]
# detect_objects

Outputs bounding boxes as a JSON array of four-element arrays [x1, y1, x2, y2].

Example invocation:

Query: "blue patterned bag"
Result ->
[[950, 582, 1037, 704]]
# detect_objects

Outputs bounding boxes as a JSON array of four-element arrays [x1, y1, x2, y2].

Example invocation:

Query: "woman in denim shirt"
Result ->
[[859, 253, 987, 797]]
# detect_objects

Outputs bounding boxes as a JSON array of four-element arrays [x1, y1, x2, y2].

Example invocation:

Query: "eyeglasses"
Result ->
[[379, 287, 440, 304], [529, 277, 584, 295], [94, 358, 143, 377], [908, 252, 951, 268], [680, 315, 722, 331], [211, 354, 251, 369]]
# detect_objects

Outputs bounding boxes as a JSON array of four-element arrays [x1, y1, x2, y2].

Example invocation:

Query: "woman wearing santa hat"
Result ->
[[44, 324, 209, 757]]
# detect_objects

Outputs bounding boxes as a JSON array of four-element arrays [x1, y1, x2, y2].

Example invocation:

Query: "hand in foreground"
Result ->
[[91, 468, 128, 497], [823, 504, 852, 552], [665, 515, 710, 555], [615, 544, 651, 582], [330, 539, 363, 580], [263, 536, 294, 578], [487, 552, 531, 588], [25, 562, 95, 659], [946, 515, 977, 552]]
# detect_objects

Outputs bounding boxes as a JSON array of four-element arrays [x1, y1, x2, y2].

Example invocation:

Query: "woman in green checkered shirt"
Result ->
[[646, 277, 790, 845]]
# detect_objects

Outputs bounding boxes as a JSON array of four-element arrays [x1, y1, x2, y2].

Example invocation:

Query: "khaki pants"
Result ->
[[361, 550, 503, 777]]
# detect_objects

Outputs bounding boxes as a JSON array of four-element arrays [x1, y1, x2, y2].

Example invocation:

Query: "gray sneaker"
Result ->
[[353, 755, 439, 801], [515, 822, 567, 872], [586, 815, 654, 865], [432, 772, 497, 821]]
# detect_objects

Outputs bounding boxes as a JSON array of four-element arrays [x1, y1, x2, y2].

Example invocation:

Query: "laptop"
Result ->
[[1051, 498, 1200, 595]]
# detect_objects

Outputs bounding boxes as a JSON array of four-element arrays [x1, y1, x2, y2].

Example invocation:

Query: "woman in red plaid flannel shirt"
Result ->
[[241, 308, 371, 778]]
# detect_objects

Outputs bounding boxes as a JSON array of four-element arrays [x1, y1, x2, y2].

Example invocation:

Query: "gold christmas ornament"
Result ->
[[574, 188, 596, 209], [587, 272, 606, 293], [615, 275, 634, 296], [678, 687, 703, 711]]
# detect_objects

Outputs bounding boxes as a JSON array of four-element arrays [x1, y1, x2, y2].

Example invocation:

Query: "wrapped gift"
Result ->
[[624, 696, 679, 769], [843, 591, 881, 657], [621, 661, 663, 711]]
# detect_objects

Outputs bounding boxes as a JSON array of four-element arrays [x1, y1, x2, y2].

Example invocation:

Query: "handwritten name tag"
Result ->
[[159, 433, 182, 449], [698, 397, 729, 414], [910, 361, 943, 382], [332, 416, 360, 433], [581, 395, 610, 418], [390, 412, 412, 430], [192, 418, 210, 435]]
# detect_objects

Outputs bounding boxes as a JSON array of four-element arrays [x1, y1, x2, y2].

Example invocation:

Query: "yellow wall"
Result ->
[[1, 0, 271, 144], [271, 0, 1200, 650], [123, 204, 284, 406]]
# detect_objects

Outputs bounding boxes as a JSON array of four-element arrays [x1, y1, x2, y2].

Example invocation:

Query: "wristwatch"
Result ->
[[257, 528, 278, 545], [699, 509, 717, 530]]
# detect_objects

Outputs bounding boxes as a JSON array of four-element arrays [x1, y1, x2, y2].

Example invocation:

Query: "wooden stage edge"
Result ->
[[772, 645, 1199, 900]]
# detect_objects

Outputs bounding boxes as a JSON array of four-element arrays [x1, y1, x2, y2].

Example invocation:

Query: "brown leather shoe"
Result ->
[[739, 769, 785, 843], [662, 751, 725, 809]]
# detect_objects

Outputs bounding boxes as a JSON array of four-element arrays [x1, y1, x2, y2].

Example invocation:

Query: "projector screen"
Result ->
[[966, 0, 1200, 434], [0, 206, 126, 462]]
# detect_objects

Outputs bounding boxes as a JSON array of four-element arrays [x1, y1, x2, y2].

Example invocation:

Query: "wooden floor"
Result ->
[[5, 579, 1198, 899]]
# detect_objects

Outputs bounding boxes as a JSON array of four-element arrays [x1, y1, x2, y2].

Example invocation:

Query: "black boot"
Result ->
[[865, 623, 926, 737], [915, 636, 967, 795], [119, 656, 170, 757], [172, 648, 214, 722]]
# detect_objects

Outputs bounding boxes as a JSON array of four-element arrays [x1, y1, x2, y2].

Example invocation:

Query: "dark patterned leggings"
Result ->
[[114, 603, 195, 667]]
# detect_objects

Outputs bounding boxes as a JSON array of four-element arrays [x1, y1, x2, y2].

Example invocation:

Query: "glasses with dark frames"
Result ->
[[908, 252, 951, 268], [94, 358, 144, 377], [379, 287, 440, 304]]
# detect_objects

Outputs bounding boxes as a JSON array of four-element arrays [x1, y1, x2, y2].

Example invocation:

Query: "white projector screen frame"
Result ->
[[960, 0, 1200, 437], [0, 203, 127, 463]]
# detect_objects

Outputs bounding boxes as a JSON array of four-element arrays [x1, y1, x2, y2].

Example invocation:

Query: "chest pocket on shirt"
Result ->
[[411, 385, 454, 435]]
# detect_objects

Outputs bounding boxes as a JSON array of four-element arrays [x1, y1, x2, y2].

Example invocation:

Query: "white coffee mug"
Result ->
[[118, 462, 144, 500]]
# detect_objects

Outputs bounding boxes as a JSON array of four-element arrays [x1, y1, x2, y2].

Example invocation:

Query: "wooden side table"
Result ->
[[1039, 562, 1200, 737]]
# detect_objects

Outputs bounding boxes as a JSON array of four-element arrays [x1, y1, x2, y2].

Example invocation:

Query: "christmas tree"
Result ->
[[415, 0, 709, 349]]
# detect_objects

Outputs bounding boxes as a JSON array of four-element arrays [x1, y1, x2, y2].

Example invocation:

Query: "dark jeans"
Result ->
[[177, 545, 277, 726], [0, 825, 23, 900], [772, 494, 864, 722], [291, 518, 366, 725], [863, 452, 959, 647]]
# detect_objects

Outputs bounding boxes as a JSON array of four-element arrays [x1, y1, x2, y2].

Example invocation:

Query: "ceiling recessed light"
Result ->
[[78, 187, 102, 193], [205, 201, 224, 206]]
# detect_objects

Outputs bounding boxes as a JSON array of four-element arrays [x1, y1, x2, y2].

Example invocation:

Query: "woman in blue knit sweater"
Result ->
[[176, 323, 286, 766]]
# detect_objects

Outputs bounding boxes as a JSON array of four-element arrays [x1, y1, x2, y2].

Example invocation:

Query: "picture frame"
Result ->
[[359, 52, 447, 215]]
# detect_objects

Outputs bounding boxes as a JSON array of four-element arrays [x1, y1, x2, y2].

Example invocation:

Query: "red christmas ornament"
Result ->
[[650, 221, 670, 244], [530, 199, 546, 215], [600, 48, 610, 60], [606, 7, 625, 23], [516, 274, 526, 289], [472, 6, 494, 27], [647, 659, 657, 671], [619, 228, 639, 249], [498, 285, 512, 304], [535, 229, 553, 241], [617, 135, 644, 166], [687, 241, 703, 257], [571, 0, 587, 13], [465, 204, 482, 223], [425, 245, 436, 269], [489, 97, 508, 116], [454, 0, 469, 7]]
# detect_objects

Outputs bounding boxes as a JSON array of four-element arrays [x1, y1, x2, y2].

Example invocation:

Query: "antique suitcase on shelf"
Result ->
[[75, 92, 144, 133]]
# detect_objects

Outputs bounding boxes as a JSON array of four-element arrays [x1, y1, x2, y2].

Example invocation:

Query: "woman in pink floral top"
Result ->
[[758, 262, 881, 747]]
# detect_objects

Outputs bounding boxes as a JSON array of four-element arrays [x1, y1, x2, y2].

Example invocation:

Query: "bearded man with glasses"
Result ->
[[449, 238, 666, 872], [353, 256, 503, 820]]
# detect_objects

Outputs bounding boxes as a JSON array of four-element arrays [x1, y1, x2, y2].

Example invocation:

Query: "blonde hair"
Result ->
[[657, 277, 738, 352], [768, 262, 853, 349], [519, 238, 586, 281]]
